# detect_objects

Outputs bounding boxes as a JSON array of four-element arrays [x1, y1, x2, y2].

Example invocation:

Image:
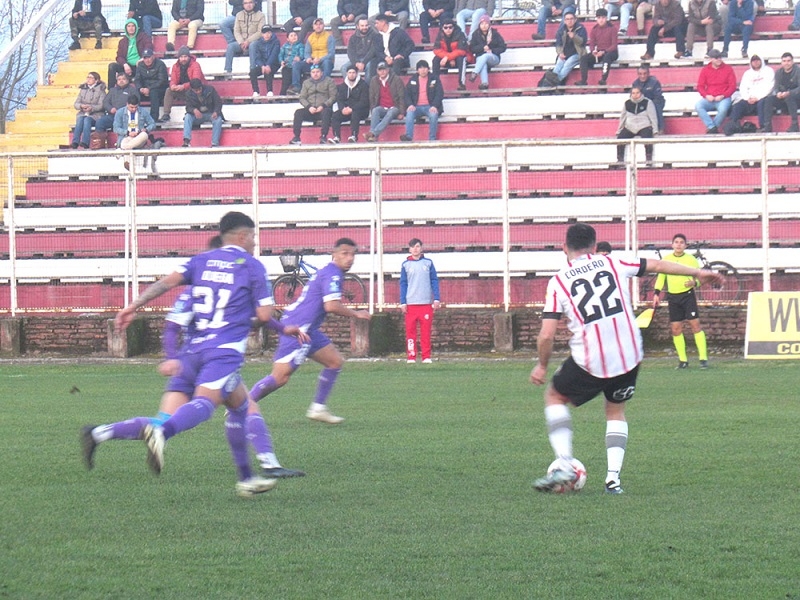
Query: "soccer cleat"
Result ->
[[407, 358, 416, 363], [236, 476, 278, 497], [533, 468, 577, 493], [699, 360, 709, 369], [143, 424, 165, 475], [262, 466, 306, 478], [605, 480, 624, 494], [306, 406, 344, 424], [677, 361, 689, 369], [421, 358, 433, 364], [80, 425, 97, 470]]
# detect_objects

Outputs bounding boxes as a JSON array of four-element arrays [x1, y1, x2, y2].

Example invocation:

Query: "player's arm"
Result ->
[[115, 271, 185, 332], [324, 299, 371, 320], [645, 258, 721, 287], [530, 316, 559, 385]]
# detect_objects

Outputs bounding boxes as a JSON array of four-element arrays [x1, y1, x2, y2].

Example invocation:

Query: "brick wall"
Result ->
[[2, 307, 747, 357]]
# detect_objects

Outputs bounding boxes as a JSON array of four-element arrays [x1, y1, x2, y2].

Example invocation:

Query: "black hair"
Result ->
[[672, 233, 687, 242], [408, 238, 422, 247], [334, 237, 357, 249], [596, 241, 612, 254], [127, 95, 140, 105], [565, 223, 597, 252], [207, 235, 223, 249], [219, 212, 255, 235]]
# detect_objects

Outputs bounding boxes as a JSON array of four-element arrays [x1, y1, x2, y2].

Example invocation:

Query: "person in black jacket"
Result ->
[[401, 60, 444, 141], [330, 0, 368, 45], [69, 0, 107, 50], [329, 65, 370, 143], [375, 14, 415, 75], [134, 48, 169, 120], [370, 0, 410, 29], [342, 16, 383, 81], [283, 0, 318, 42], [183, 79, 223, 147], [420, 0, 455, 44], [468, 15, 506, 90], [127, 0, 163, 36]]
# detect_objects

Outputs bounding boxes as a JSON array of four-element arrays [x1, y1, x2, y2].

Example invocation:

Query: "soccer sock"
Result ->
[[313, 367, 341, 406], [673, 333, 688, 362], [161, 397, 215, 440], [94, 417, 150, 441], [246, 413, 276, 461], [695, 330, 708, 361], [225, 400, 252, 482], [605, 420, 628, 483], [544, 404, 573, 461], [249, 375, 280, 403]]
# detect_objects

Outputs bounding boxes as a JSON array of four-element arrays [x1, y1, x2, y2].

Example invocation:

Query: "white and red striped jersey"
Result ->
[[543, 253, 647, 378]]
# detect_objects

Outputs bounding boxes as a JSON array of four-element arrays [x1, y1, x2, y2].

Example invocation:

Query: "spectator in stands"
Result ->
[[695, 48, 736, 133], [763, 52, 800, 133], [160, 45, 205, 122], [134, 48, 168, 121], [283, 0, 318, 43], [365, 61, 406, 142], [300, 18, 336, 78], [401, 59, 444, 141], [330, 0, 368, 45], [552, 11, 586, 84], [71, 72, 106, 149], [113, 95, 156, 150], [165, 0, 204, 53], [531, 0, 576, 41], [604, 0, 633, 38], [727, 54, 773, 132], [250, 25, 280, 97], [456, 0, 495, 41], [578, 8, 617, 86], [279, 31, 306, 95], [69, 0, 106, 50], [221, 0, 263, 45], [290, 64, 337, 144], [96, 72, 138, 132], [640, 0, 687, 60], [420, 0, 456, 44], [616, 86, 657, 164], [721, 0, 754, 59], [108, 19, 152, 91], [432, 19, 469, 91], [685, 0, 721, 58], [635, 0, 653, 36], [370, 0, 410, 30], [632, 64, 665, 131], [342, 17, 382, 82], [329, 65, 369, 143], [374, 14, 415, 76], [183, 78, 223, 147], [468, 14, 506, 90], [789, 3, 800, 31], [223, 0, 265, 77], [128, 0, 163, 37]]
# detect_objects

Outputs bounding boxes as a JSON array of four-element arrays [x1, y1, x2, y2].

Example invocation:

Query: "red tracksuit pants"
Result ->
[[405, 304, 433, 360]]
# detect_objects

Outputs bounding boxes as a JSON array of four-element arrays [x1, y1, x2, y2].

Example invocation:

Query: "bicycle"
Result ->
[[272, 251, 368, 306], [638, 242, 743, 303]]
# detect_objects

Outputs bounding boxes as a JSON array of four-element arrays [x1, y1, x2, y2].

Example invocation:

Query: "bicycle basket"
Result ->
[[279, 252, 300, 272]]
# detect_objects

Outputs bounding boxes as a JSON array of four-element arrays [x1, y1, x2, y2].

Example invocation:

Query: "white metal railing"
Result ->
[[2, 135, 800, 314]]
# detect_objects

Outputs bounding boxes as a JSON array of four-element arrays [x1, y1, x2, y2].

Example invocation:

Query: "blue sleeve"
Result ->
[[399, 261, 408, 304], [429, 260, 440, 302], [326, 34, 336, 61]]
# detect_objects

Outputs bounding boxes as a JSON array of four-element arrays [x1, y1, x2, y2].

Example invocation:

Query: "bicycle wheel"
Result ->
[[272, 274, 308, 305], [696, 261, 743, 303], [342, 274, 367, 305]]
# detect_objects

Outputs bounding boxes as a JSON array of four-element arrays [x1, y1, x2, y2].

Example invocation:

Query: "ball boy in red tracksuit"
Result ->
[[400, 238, 441, 363]]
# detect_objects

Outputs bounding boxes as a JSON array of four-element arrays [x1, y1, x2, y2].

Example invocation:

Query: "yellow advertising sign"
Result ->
[[745, 292, 800, 359]]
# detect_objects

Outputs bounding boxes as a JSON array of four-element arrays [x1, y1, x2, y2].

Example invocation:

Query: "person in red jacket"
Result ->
[[159, 45, 206, 122], [694, 48, 736, 133], [432, 19, 469, 90]]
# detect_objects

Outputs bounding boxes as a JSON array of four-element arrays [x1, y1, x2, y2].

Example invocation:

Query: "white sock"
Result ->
[[309, 402, 327, 413], [92, 424, 113, 442], [606, 420, 628, 483], [257, 452, 281, 469], [544, 404, 573, 461]]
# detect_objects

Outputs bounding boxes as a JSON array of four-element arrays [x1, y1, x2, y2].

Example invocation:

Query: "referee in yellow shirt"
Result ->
[[652, 234, 709, 369]]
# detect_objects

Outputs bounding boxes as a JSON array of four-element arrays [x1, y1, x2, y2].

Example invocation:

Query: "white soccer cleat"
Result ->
[[306, 406, 344, 424], [143, 424, 165, 475], [236, 476, 278, 497]]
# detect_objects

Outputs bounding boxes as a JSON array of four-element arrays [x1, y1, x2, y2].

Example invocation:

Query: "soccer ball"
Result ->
[[546, 458, 587, 493]]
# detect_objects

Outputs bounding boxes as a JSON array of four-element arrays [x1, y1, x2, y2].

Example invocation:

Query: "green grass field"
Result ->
[[2, 358, 799, 599]]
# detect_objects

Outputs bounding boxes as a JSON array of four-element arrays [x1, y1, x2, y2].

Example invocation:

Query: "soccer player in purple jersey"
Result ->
[[249, 238, 371, 424], [82, 237, 306, 480], [113, 212, 302, 496], [529, 223, 721, 495]]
